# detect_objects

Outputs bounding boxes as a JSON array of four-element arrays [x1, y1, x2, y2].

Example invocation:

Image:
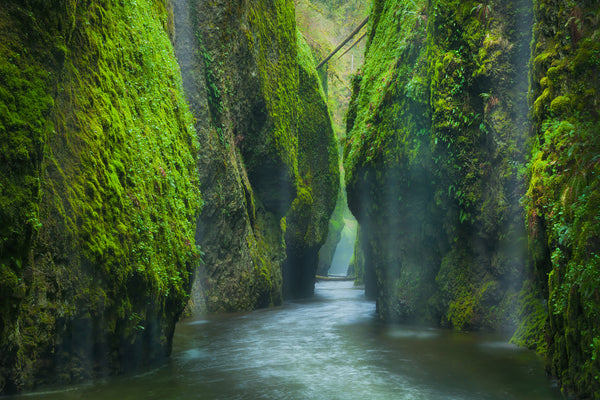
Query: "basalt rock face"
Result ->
[[525, 0, 600, 396], [346, 0, 600, 397], [345, 0, 533, 330], [282, 32, 339, 299], [0, 0, 201, 394], [175, 0, 339, 309], [173, 0, 293, 313]]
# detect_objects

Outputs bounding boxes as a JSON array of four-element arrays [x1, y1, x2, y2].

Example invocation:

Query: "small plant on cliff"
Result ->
[[471, 2, 492, 24]]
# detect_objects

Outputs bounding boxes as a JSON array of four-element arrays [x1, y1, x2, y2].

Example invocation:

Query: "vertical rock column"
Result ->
[[173, 0, 299, 312], [282, 32, 340, 299]]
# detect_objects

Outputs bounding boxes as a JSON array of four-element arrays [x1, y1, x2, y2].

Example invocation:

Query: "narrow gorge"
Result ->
[[1, 0, 599, 399]]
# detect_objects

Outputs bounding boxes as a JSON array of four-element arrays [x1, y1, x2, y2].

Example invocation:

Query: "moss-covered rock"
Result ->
[[174, 0, 338, 309], [0, 0, 201, 393], [345, 0, 535, 328], [525, 0, 600, 397], [173, 0, 299, 312], [344, 0, 439, 322], [282, 31, 340, 298]]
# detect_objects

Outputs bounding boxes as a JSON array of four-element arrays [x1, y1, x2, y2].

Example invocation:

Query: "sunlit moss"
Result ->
[[0, 0, 201, 392], [246, 0, 299, 189]]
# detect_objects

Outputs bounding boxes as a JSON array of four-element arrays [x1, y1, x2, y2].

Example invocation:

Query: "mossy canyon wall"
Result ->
[[1, 0, 201, 392], [0, 0, 338, 394], [173, 0, 338, 309], [346, 0, 600, 397], [527, 0, 600, 396]]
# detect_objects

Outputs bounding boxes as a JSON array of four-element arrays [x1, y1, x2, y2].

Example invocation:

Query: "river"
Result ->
[[12, 281, 561, 399]]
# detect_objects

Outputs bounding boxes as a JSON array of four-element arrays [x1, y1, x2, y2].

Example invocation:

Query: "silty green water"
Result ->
[[11, 281, 561, 399]]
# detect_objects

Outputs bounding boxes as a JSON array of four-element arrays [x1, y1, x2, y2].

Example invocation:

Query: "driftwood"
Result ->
[[315, 275, 355, 281]]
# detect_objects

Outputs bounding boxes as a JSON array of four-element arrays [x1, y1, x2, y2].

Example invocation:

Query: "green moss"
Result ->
[[0, 10, 54, 294], [550, 95, 571, 115], [250, 210, 285, 308], [1, 0, 201, 392], [525, 1, 600, 396], [510, 280, 548, 353], [57, 0, 201, 297], [345, 0, 533, 327], [291, 185, 314, 220], [448, 293, 476, 330], [282, 30, 339, 298], [246, 0, 299, 196]]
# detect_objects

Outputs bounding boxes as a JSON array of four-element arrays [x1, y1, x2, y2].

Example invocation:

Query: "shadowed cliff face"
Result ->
[[282, 32, 340, 299], [173, 0, 289, 313], [173, 0, 291, 312], [0, 0, 201, 393], [346, 0, 600, 397], [173, 0, 339, 308], [525, 0, 600, 396], [345, 0, 534, 330]]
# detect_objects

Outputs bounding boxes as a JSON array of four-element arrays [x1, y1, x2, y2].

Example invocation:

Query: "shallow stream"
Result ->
[[14, 281, 561, 399]]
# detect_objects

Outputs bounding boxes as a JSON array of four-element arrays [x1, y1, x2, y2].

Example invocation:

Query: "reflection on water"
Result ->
[[10, 281, 561, 400]]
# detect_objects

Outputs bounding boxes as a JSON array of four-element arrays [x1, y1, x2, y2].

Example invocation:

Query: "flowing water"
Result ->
[[327, 219, 357, 277], [12, 281, 561, 400]]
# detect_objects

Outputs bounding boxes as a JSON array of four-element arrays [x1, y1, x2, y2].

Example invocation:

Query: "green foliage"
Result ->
[[526, 115, 600, 396], [295, 0, 368, 138], [524, 0, 600, 396], [509, 280, 548, 354], [344, 0, 429, 181]]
